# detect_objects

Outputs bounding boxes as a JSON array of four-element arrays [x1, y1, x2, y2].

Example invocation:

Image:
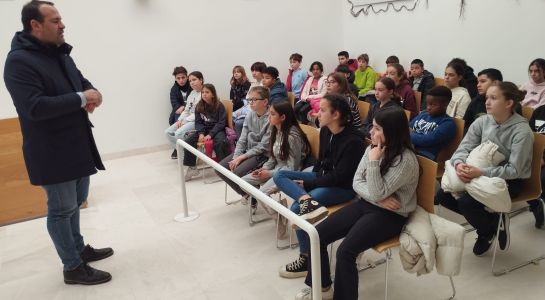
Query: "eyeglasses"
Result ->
[[324, 80, 335, 85], [248, 98, 265, 103]]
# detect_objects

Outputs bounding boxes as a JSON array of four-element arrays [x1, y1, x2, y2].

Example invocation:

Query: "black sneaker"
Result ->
[[498, 213, 510, 251], [298, 198, 328, 224], [80, 244, 114, 263], [278, 254, 308, 278], [531, 200, 544, 229], [473, 234, 495, 256], [64, 263, 112, 285], [171, 149, 177, 159]]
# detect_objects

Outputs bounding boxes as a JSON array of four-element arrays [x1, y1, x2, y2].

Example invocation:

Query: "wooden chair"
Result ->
[[435, 78, 445, 87], [435, 118, 465, 178], [404, 109, 411, 121], [491, 133, 545, 276], [415, 91, 422, 112], [356, 100, 370, 122], [372, 156, 456, 300], [288, 92, 295, 108], [221, 99, 234, 129], [327, 156, 455, 300], [521, 106, 534, 122]]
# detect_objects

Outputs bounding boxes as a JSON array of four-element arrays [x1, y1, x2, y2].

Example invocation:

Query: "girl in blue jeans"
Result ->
[[273, 93, 365, 279]]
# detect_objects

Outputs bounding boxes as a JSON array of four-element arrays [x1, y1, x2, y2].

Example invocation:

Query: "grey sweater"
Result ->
[[353, 147, 419, 217], [452, 113, 533, 179], [262, 126, 307, 172], [233, 109, 270, 158]]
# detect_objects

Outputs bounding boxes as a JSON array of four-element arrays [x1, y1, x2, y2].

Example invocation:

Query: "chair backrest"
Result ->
[[435, 117, 465, 177], [416, 155, 438, 213], [221, 99, 233, 129], [404, 109, 411, 121], [356, 100, 370, 121], [300, 124, 320, 159], [521, 106, 534, 122], [513, 133, 545, 203], [415, 91, 422, 112], [435, 78, 445, 87], [288, 92, 295, 107]]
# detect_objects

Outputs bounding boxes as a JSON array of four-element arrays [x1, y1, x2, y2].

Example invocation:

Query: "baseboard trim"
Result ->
[[101, 144, 171, 161]]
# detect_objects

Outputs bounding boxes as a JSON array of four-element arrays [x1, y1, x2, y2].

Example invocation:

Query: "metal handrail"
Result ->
[[175, 139, 323, 300]]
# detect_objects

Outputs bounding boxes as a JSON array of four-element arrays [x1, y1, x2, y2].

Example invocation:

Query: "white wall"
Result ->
[[1, 0, 341, 155], [341, 0, 545, 83]]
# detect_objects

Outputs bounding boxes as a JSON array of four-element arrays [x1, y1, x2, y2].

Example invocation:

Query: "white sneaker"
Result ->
[[184, 166, 200, 181], [295, 287, 333, 300]]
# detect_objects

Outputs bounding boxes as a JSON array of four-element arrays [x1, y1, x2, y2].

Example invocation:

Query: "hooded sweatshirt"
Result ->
[[303, 126, 365, 191], [521, 80, 545, 109], [395, 79, 418, 119], [354, 66, 378, 96], [451, 113, 533, 180], [233, 109, 270, 159], [410, 112, 456, 161], [268, 79, 289, 105]]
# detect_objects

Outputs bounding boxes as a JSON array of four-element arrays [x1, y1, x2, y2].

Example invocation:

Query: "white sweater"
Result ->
[[446, 87, 471, 118]]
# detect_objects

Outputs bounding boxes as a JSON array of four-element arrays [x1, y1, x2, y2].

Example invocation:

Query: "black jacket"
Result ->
[[463, 66, 478, 99], [463, 95, 487, 134], [409, 69, 435, 96], [169, 81, 191, 125], [304, 126, 365, 190], [195, 102, 227, 138], [230, 81, 251, 111], [3, 32, 104, 185]]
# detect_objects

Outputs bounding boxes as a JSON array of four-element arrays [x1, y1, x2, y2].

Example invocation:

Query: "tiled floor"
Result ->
[[1, 149, 544, 299]]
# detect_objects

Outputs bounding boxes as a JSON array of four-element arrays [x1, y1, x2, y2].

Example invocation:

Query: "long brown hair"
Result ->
[[269, 101, 310, 161], [327, 72, 358, 104], [195, 83, 221, 114], [230, 65, 249, 86]]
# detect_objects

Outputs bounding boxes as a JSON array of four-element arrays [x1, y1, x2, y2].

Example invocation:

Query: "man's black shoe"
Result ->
[[63, 263, 112, 285], [81, 244, 114, 263]]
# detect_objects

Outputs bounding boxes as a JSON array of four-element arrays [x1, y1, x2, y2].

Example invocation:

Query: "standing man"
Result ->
[[4, 1, 112, 285]]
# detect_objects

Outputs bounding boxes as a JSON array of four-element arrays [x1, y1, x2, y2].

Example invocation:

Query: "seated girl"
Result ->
[[444, 60, 471, 118], [165, 71, 204, 159], [273, 94, 365, 279], [183, 83, 229, 180], [324, 72, 363, 130], [362, 77, 402, 138], [436, 82, 533, 256], [294, 61, 327, 124], [229, 65, 252, 112], [521, 58, 545, 109], [385, 63, 418, 119], [294, 106, 419, 300]]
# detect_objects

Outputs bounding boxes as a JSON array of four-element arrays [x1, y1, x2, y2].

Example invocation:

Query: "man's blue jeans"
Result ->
[[273, 170, 356, 254], [42, 176, 89, 270]]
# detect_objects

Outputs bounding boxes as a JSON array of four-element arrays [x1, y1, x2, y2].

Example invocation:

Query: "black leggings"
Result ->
[[436, 178, 523, 237], [304, 200, 407, 300]]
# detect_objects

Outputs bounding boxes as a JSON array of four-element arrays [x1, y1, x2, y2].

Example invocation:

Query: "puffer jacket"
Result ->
[[399, 206, 465, 277]]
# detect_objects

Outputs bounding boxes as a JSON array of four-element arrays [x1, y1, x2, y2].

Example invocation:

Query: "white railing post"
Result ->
[[174, 138, 322, 300]]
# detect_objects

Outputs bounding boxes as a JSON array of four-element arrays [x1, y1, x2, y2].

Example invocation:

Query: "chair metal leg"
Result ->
[[447, 276, 456, 300], [384, 249, 392, 300], [224, 183, 242, 205], [248, 198, 272, 226], [490, 212, 545, 276]]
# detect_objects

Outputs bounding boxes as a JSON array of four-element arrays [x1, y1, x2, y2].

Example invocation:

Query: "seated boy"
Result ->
[[336, 50, 358, 72], [262, 66, 288, 105], [409, 59, 435, 110], [286, 53, 308, 101], [410, 86, 456, 161], [354, 53, 378, 100], [169, 66, 191, 125], [463, 68, 503, 133], [233, 62, 266, 137], [336, 64, 359, 97]]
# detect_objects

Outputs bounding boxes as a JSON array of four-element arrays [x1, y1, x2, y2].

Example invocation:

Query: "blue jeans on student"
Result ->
[[42, 176, 89, 271], [273, 170, 356, 254]]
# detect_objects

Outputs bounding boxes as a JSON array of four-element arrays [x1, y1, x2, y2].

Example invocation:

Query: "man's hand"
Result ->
[[83, 89, 102, 112]]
